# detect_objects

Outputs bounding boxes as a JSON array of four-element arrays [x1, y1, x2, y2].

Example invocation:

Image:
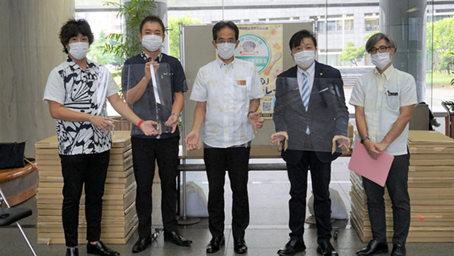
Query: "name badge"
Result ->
[[237, 80, 247, 86], [388, 91, 398, 96]]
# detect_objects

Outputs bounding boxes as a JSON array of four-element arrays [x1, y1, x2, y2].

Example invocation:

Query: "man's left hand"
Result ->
[[332, 135, 351, 153], [164, 114, 178, 133], [376, 141, 390, 152], [248, 111, 264, 133]]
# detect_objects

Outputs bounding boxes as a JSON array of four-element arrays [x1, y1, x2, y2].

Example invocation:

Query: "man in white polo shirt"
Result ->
[[349, 33, 417, 256], [185, 21, 264, 254]]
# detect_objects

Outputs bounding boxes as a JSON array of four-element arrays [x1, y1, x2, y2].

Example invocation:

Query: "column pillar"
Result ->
[[0, 0, 75, 155], [379, 0, 427, 102]]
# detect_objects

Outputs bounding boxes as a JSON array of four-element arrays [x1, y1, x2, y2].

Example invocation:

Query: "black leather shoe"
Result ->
[[233, 237, 248, 254], [277, 238, 306, 256], [316, 240, 338, 256], [132, 236, 152, 253], [206, 236, 225, 253], [66, 247, 78, 256], [356, 240, 389, 255], [86, 241, 119, 256], [164, 231, 192, 247], [391, 244, 406, 256]]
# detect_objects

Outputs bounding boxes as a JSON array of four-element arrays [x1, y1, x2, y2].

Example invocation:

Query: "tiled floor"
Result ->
[[1, 157, 454, 256]]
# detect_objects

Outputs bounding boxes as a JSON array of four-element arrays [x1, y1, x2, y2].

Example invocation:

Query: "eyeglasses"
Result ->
[[369, 46, 391, 54], [216, 39, 237, 44]]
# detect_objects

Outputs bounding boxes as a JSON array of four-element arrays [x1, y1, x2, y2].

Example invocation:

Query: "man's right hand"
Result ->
[[90, 115, 114, 132], [363, 140, 383, 160], [144, 61, 159, 81], [270, 131, 288, 145], [140, 120, 161, 136], [185, 131, 200, 151]]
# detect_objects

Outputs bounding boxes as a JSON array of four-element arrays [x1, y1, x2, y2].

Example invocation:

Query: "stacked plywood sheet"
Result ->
[[35, 131, 138, 244], [350, 130, 454, 243]]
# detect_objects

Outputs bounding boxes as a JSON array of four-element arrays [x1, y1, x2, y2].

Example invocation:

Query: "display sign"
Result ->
[[236, 24, 284, 118]]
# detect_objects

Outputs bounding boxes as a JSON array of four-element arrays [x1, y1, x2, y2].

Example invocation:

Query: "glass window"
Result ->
[[365, 18, 379, 31], [68, 0, 454, 117]]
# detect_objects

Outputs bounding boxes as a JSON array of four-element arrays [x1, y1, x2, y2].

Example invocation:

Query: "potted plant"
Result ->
[[101, 0, 156, 62], [100, 0, 156, 130]]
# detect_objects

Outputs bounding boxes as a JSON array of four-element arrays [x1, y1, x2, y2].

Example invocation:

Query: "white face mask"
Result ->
[[293, 50, 316, 68], [371, 52, 392, 70], [142, 35, 163, 52], [216, 42, 236, 59], [68, 42, 89, 60]]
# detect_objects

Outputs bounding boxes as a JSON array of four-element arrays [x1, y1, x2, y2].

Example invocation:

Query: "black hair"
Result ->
[[289, 29, 317, 50], [59, 19, 94, 54], [139, 15, 166, 34], [212, 21, 239, 41]]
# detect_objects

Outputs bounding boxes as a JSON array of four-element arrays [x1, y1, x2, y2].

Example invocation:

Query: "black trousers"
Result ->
[[131, 136, 179, 238], [287, 150, 332, 244], [363, 153, 411, 245], [60, 151, 110, 247], [204, 146, 251, 239]]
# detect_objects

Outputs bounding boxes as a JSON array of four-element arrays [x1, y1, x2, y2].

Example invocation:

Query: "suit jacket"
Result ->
[[273, 61, 349, 163]]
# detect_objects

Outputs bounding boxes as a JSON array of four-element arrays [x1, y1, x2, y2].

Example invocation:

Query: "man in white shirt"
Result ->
[[350, 33, 417, 256], [185, 21, 264, 254]]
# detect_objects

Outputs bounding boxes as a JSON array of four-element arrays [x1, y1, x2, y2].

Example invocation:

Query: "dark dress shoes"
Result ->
[[356, 240, 389, 255], [277, 238, 306, 256], [132, 236, 152, 253], [233, 237, 248, 254], [164, 231, 192, 246], [391, 244, 406, 256], [86, 241, 120, 256], [316, 240, 338, 256], [66, 247, 78, 256], [206, 236, 225, 253]]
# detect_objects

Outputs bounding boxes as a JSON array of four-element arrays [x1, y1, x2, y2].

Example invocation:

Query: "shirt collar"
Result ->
[[216, 57, 236, 68], [66, 56, 93, 70], [141, 50, 163, 62], [374, 64, 394, 81], [297, 61, 315, 77]]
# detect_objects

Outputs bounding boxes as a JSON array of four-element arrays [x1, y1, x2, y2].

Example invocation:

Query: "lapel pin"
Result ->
[[320, 73, 323, 76]]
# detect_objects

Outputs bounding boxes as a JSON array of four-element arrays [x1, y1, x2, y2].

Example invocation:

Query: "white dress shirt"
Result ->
[[349, 65, 417, 156], [190, 58, 264, 148], [297, 62, 315, 108]]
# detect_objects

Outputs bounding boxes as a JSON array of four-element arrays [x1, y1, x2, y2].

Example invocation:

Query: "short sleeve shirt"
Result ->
[[122, 52, 187, 139], [190, 58, 265, 148], [43, 57, 119, 155], [349, 65, 417, 155]]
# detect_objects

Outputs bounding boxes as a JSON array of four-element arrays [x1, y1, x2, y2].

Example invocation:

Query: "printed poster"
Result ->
[[236, 24, 283, 119]]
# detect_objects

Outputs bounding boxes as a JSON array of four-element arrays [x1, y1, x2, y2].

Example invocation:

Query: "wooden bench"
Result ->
[[0, 162, 38, 207]]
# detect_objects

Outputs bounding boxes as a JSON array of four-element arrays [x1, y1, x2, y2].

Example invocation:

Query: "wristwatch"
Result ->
[[171, 113, 179, 117], [360, 136, 370, 144], [247, 111, 255, 117]]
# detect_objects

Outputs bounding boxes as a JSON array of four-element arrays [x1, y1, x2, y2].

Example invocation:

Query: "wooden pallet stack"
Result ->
[[35, 131, 138, 244], [350, 130, 454, 242]]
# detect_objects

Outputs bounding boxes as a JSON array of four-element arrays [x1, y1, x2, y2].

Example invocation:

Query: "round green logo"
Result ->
[[235, 33, 271, 73]]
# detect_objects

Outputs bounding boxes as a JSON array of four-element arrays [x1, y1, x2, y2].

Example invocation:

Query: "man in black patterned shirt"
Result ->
[[44, 19, 156, 256]]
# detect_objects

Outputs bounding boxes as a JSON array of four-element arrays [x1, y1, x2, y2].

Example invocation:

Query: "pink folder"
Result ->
[[348, 139, 394, 187]]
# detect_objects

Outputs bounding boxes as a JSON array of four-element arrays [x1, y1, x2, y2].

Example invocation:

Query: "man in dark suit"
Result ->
[[271, 29, 350, 256]]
